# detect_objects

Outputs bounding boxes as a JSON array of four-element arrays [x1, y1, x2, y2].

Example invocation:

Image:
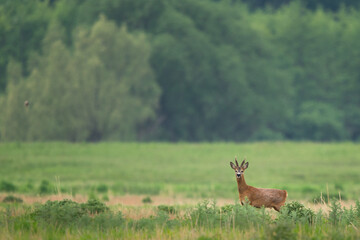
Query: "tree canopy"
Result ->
[[0, 0, 359, 141]]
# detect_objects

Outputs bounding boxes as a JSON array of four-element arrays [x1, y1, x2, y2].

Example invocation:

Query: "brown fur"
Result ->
[[231, 159, 287, 212]]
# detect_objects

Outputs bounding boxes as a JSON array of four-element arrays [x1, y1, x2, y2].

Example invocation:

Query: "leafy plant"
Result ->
[[329, 200, 343, 225], [2, 195, 23, 203], [0, 180, 17, 192], [142, 196, 152, 204], [158, 205, 176, 214], [82, 199, 109, 214], [96, 184, 108, 193], [278, 201, 315, 223], [39, 180, 53, 195]]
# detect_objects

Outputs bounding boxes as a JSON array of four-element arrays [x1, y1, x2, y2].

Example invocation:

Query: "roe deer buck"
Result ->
[[230, 158, 287, 211]]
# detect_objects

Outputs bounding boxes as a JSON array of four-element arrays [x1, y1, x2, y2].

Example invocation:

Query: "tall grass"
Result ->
[[1, 199, 360, 239]]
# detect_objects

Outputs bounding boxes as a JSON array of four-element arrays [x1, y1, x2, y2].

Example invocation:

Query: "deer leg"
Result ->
[[273, 206, 280, 212]]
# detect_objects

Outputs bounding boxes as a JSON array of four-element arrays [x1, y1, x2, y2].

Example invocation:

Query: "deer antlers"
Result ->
[[234, 157, 247, 168]]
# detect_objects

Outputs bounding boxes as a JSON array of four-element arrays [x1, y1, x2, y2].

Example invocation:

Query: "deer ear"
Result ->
[[230, 162, 236, 169], [243, 162, 249, 170]]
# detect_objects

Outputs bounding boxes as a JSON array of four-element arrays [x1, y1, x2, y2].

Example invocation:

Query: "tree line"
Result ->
[[0, 0, 359, 142]]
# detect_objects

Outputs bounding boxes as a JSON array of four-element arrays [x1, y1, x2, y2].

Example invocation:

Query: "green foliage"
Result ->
[[39, 180, 53, 195], [31, 199, 110, 228], [0, 0, 52, 92], [2, 195, 23, 203], [157, 205, 176, 214], [31, 199, 86, 227], [0, 180, 16, 192], [329, 199, 343, 225], [294, 102, 347, 141], [142, 196, 152, 204], [0, 15, 160, 141], [96, 184, 108, 193], [82, 199, 109, 214], [1, 199, 360, 239], [312, 193, 347, 204], [278, 201, 315, 223], [112, 182, 162, 195], [265, 222, 296, 240], [1, 1, 360, 142], [189, 200, 270, 229], [102, 194, 109, 202]]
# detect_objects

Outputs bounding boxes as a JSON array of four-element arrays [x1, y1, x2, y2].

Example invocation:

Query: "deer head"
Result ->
[[230, 158, 249, 179]]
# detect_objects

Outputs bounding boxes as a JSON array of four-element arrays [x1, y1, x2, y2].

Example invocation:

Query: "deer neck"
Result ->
[[237, 174, 248, 193]]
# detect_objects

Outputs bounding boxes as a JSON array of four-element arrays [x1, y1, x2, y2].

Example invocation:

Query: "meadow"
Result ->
[[1, 142, 360, 239], [1, 142, 360, 200]]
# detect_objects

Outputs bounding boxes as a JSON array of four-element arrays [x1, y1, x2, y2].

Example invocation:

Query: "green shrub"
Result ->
[[2, 195, 23, 203], [77, 212, 124, 230], [134, 216, 156, 231], [30, 199, 110, 228], [355, 200, 360, 218], [278, 201, 314, 224], [82, 199, 109, 214], [142, 196, 152, 204], [189, 200, 270, 230], [0, 180, 17, 192], [96, 184, 108, 193], [39, 180, 53, 195], [220, 204, 234, 214], [329, 200, 343, 226], [31, 199, 86, 227], [131, 211, 175, 231], [190, 200, 218, 228], [87, 191, 97, 200], [158, 205, 176, 214], [102, 194, 109, 202], [334, 183, 344, 191]]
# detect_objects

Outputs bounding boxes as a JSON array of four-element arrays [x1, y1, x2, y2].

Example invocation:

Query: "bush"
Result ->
[[102, 194, 109, 202], [278, 201, 314, 224], [96, 184, 108, 193], [31, 199, 86, 227], [329, 200, 343, 225], [2, 195, 23, 203], [31, 199, 110, 228], [82, 199, 109, 214], [142, 196, 152, 204], [190, 200, 218, 228], [39, 180, 53, 195], [189, 200, 270, 230], [0, 180, 17, 192], [158, 205, 176, 214]]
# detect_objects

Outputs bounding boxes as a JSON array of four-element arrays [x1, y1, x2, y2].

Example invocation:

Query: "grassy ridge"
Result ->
[[1, 142, 360, 200]]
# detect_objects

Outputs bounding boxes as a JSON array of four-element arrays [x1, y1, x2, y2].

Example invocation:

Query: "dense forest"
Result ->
[[0, 0, 359, 142]]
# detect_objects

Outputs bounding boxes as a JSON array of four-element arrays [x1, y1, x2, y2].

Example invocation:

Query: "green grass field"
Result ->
[[1, 142, 360, 239], [1, 142, 360, 200]]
